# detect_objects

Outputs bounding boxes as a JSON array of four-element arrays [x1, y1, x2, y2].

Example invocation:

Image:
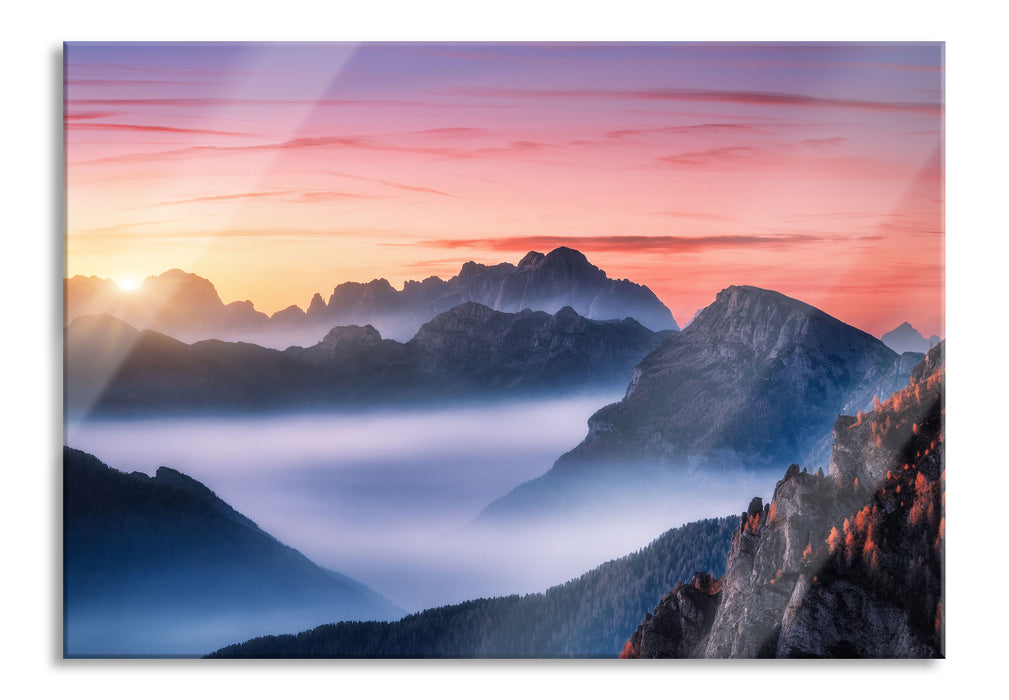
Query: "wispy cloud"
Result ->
[[656, 146, 760, 167], [326, 170, 453, 197], [451, 87, 942, 115], [603, 123, 758, 141], [652, 210, 737, 222], [800, 137, 847, 149], [145, 189, 374, 207], [67, 79, 226, 87], [399, 257, 480, 269], [65, 97, 449, 109], [66, 121, 256, 137], [471, 140, 560, 160], [79, 131, 565, 168], [78, 136, 375, 166], [412, 127, 488, 138], [419, 233, 835, 254], [778, 211, 900, 224], [70, 226, 394, 241], [70, 219, 183, 237], [64, 111, 122, 121]]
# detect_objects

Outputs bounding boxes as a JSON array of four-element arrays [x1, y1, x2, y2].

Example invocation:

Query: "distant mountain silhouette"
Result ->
[[481, 285, 922, 522], [65, 303, 670, 417], [880, 321, 941, 354], [65, 269, 271, 342], [63, 447, 403, 657], [65, 248, 678, 348]]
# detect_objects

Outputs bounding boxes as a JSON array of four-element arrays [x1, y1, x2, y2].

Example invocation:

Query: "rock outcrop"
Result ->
[[620, 572, 723, 659], [621, 343, 944, 658]]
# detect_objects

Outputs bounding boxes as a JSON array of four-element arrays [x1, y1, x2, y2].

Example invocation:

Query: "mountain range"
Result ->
[[65, 302, 669, 417], [622, 343, 944, 658], [63, 249, 943, 658], [481, 285, 924, 523], [65, 247, 678, 348], [206, 342, 944, 659], [63, 447, 403, 657]]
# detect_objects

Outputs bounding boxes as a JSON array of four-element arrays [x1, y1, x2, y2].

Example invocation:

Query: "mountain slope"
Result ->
[[482, 286, 921, 522], [64, 248, 677, 347], [206, 516, 737, 658], [63, 447, 404, 657], [622, 343, 944, 658], [66, 303, 668, 417]]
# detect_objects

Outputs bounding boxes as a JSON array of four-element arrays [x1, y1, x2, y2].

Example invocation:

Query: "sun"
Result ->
[[117, 276, 141, 292]]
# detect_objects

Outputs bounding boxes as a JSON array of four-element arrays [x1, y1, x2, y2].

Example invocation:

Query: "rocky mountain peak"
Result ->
[[881, 321, 941, 355], [553, 305, 579, 319], [140, 269, 224, 309], [319, 324, 384, 348], [686, 285, 846, 356], [306, 292, 327, 317], [517, 251, 546, 267], [456, 260, 515, 280], [543, 245, 591, 265], [536, 246, 604, 280]]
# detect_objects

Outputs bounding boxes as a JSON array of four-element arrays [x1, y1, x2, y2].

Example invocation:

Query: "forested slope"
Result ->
[[209, 516, 736, 658]]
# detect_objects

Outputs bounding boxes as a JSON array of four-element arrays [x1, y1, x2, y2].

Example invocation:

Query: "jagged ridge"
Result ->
[[64, 247, 678, 347]]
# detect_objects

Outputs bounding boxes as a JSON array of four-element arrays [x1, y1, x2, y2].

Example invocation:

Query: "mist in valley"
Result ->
[[64, 393, 771, 614]]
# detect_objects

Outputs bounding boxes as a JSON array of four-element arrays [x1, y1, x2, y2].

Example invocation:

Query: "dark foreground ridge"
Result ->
[[63, 447, 403, 657]]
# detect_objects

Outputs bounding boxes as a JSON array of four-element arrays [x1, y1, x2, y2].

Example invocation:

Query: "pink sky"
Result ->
[[65, 43, 944, 337]]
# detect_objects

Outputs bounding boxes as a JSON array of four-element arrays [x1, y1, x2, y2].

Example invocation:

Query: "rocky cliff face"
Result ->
[[482, 286, 920, 521], [621, 343, 944, 658], [571, 286, 917, 471], [65, 248, 677, 348], [619, 572, 723, 659]]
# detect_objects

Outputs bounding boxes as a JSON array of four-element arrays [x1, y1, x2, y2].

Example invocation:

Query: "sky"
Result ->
[[65, 42, 944, 337]]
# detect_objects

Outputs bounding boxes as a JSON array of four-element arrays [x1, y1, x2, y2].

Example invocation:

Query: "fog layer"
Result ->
[[66, 394, 771, 613]]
